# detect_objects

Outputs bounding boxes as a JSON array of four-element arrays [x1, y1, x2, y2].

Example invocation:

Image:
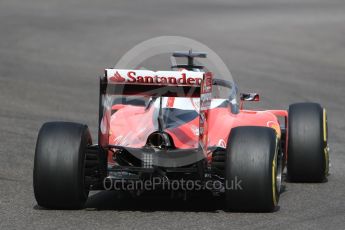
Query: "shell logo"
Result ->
[[267, 121, 281, 138]]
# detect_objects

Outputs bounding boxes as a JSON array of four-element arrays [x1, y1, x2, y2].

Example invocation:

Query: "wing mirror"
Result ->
[[240, 93, 260, 101], [240, 93, 260, 109]]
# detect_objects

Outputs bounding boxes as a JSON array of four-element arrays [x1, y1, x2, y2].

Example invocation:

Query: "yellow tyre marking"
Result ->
[[324, 147, 329, 176], [323, 109, 327, 142], [272, 137, 278, 206], [323, 108, 329, 176], [272, 156, 277, 206]]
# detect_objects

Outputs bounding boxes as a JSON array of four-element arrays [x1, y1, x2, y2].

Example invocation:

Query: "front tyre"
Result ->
[[287, 103, 329, 182], [225, 126, 281, 212], [33, 122, 91, 209]]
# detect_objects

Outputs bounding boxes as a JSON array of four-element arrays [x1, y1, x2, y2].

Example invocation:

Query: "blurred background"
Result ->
[[1, 0, 344, 229]]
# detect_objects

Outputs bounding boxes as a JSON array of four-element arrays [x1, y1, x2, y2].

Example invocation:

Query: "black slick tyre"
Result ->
[[287, 103, 329, 182], [225, 126, 281, 212], [33, 122, 92, 209]]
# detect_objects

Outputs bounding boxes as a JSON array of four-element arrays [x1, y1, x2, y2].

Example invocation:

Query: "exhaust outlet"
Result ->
[[147, 132, 172, 149]]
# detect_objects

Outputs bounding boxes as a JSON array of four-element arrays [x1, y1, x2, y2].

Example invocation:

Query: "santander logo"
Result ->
[[108, 70, 203, 86], [109, 71, 126, 82]]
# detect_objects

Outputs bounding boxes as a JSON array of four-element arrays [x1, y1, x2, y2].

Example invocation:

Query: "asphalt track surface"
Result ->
[[1, 0, 345, 229]]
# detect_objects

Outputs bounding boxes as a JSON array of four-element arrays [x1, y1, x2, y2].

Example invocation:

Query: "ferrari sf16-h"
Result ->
[[33, 51, 329, 212]]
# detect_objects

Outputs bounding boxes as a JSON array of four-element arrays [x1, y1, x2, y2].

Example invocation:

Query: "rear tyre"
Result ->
[[287, 103, 329, 182], [225, 126, 281, 212], [33, 122, 91, 209]]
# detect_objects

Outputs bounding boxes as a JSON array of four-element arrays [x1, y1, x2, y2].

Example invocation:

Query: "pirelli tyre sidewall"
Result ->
[[33, 122, 91, 209], [225, 126, 280, 212], [287, 102, 329, 182]]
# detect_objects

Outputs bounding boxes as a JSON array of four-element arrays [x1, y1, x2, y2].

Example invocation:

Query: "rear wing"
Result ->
[[99, 69, 213, 158], [103, 69, 204, 97]]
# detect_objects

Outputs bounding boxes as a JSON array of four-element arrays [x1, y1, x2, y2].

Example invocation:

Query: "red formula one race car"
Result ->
[[33, 51, 329, 212]]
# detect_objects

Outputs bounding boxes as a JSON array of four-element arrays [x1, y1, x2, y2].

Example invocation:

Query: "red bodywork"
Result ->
[[107, 101, 288, 165]]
